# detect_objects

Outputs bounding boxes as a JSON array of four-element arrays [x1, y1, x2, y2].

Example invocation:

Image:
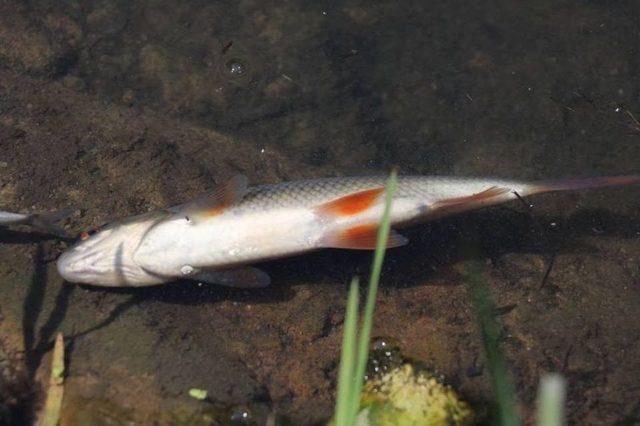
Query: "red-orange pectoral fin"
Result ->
[[318, 223, 408, 250], [431, 186, 510, 210], [314, 187, 385, 217]]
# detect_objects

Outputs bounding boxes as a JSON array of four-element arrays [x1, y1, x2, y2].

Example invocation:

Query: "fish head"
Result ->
[[57, 211, 168, 286]]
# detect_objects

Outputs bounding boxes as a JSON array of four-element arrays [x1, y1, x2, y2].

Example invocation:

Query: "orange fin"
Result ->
[[526, 175, 640, 196], [315, 187, 385, 217], [179, 175, 248, 220], [432, 186, 511, 209], [318, 223, 408, 250]]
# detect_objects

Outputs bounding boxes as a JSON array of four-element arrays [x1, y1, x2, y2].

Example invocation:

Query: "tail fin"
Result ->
[[27, 209, 72, 237], [527, 175, 640, 196]]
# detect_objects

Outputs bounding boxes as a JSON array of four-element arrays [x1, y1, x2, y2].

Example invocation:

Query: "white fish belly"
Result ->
[[199, 208, 321, 265], [134, 208, 322, 276]]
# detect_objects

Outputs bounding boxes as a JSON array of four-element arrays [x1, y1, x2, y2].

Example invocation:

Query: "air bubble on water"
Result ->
[[226, 61, 245, 76], [229, 406, 252, 424], [181, 265, 194, 275]]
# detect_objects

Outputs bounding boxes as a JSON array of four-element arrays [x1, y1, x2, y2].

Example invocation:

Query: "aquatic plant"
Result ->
[[465, 260, 521, 425], [360, 364, 473, 425], [536, 374, 565, 426], [334, 170, 398, 426], [466, 260, 567, 426]]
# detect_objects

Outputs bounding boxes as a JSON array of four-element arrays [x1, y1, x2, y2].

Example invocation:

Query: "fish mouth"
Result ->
[[56, 241, 128, 285], [56, 248, 90, 283]]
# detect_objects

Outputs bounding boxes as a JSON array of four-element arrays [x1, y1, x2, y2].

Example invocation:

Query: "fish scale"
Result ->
[[235, 176, 476, 212]]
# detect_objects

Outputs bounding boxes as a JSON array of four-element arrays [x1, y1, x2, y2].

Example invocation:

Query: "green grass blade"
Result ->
[[467, 261, 521, 426], [348, 170, 398, 421], [536, 374, 565, 426], [335, 277, 360, 426]]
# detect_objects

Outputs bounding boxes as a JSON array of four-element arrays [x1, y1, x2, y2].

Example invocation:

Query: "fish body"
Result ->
[[0, 211, 30, 225], [0, 209, 70, 236], [57, 174, 639, 287]]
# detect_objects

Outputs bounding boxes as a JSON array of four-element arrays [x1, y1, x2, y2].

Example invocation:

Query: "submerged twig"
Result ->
[[624, 108, 640, 132], [512, 191, 557, 289], [40, 332, 65, 426]]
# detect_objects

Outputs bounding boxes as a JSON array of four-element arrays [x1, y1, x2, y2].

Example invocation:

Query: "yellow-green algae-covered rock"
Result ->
[[358, 364, 473, 426]]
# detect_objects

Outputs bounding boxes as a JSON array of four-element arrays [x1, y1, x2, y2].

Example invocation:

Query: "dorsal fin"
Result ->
[[179, 175, 249, 220]]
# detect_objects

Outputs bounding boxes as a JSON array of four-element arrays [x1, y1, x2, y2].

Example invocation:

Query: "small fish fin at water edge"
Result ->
[[192, 266, 271, 288], [314, 187, 385, 217], [524, 175, 640, 196], [426, 186, 511, 218], [431, 186, 510, 209], [318, 223, 408, 250], [177, 175, 249, 221], [27, 209, 72, 237]]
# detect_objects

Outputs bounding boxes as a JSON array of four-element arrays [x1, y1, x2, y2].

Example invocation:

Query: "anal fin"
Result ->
[[193, 266, 271, 288], [432, 186, 510, 208], [318, 223, 408, 250]]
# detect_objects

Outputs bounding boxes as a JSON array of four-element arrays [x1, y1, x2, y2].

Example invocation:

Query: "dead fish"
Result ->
[[57, 174, 639, 287], [0, 209, 71, 236]]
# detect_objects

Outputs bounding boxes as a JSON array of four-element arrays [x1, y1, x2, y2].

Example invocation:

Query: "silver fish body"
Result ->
[[57, 174, 639, 287], [134, 177, 514, 272], [0, 211, 30, 225]]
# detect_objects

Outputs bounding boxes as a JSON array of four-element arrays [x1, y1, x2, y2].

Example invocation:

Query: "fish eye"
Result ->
[[78, 222, 108, 241]]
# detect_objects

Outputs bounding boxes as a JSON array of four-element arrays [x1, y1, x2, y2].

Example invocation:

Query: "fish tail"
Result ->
[[27, 209, 73, 236], [526, 175, 640, 196]]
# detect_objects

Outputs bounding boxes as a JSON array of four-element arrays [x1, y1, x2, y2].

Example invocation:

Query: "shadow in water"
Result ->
[[22, 244, 76, 378], [32, 283, 75, 357], [66, 294, 143, 341], [379, 207, 640, 289], [36, 206, 640, 346], [0, 228, 73, 245], [62, 282, 296, 344], [250, 206, 640, 291], [22, 244, 47, 378]]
